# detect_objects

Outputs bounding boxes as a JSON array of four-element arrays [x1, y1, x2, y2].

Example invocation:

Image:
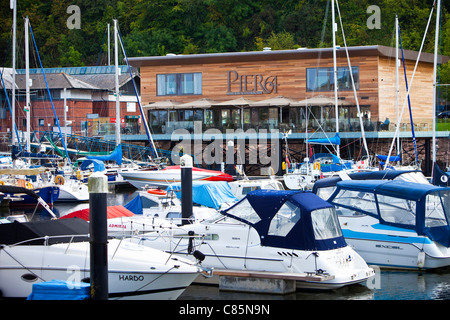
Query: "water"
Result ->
[[5, 188, 450, 300]]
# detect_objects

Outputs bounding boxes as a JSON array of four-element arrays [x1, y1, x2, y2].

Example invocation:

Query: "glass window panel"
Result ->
[[182, 73, 194, 94], [226, 199, 261, 224], [157, 74, 165, 96], [311, 207, 342, 240], [166, 74, 177, 95], [377, 195, 416, 225], [331, 189, 377, 216], [193, 73, 202, 94], [425, 191, 449, 227], [268, 201, 301, 237]]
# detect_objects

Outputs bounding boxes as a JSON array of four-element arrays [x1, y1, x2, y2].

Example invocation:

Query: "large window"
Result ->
[[307, 67, 359, 92], [157, 73, 202, 96]]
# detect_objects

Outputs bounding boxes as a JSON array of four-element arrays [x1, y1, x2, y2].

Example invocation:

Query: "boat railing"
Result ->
[[4, 233, 90, 249]]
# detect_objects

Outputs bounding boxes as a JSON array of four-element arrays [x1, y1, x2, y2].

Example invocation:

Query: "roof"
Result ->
[[335, 179, 450, 201], [13, 72, 100, 90], [128, 45, 449, 67]]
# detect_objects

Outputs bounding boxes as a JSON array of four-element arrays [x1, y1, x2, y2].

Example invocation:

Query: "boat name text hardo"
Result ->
[[227, 70, 279, 95]]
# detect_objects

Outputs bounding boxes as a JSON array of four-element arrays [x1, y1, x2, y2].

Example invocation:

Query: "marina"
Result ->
[[2, 0, 450, 303], [2, 186, 449, 300]]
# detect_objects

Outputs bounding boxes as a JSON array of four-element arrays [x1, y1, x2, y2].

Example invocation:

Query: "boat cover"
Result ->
[[60, 205, 135, 221], [167, 181, 239, 209], [329, 180, 450, 247], [87, 144, 123, 165], [0, 218, 90, 245], [222, 189, 347, 251], [80, 159, 105, 171], [308, 153, 352, 172], [376, 154, 401, 162], [307, 132, 341, 145], [27, 280, 90, 300], [432, 162, 450, 187], [312, 170, 420, 194]]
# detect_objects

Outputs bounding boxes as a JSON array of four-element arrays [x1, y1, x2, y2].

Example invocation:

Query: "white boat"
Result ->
[[54, 175, 89, 202], [0, 218, 205, 299], [120, 165, 233, 189], [326, 179, 450, 270], [130, 189, 374, 290]]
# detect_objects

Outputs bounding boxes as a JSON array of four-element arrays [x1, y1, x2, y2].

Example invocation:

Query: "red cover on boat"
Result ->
[[60, 205, 135, 221]]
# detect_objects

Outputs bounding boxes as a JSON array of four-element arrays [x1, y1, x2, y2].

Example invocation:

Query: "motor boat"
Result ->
[[130, 189, 374, 290], [120, 166, 233, 189], [0, 218, 207, 300], [326, 179, 450, 270]]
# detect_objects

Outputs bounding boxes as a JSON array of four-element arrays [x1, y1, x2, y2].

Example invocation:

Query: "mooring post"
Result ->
[[88, 172, 109, 300], [180, 154, 193, 226]]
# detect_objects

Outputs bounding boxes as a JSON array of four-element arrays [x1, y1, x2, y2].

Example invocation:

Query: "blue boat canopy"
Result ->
[[376, 154, 401, 162], [80, 159, 105, 172], [329, 180, 450, 247], [221, 189, 347, 251], [312, 169, 421, 194], [307, 132, 341, 145], [167, 181, 239, 210], [87, 144, 123, 165]]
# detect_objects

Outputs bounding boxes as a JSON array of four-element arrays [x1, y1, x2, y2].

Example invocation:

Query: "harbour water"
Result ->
[[8, 187, 450, 301]]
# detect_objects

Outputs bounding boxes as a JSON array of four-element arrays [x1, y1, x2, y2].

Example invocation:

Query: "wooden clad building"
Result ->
[[130, 45, 447, 136]]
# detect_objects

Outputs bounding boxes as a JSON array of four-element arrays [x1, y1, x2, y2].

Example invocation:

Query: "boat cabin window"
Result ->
[[316, 186, 336, 201], [425, 191, 450, 228], [268, 201, 301, 237], [377, 195, 416, 225], [331, 189, 377, 216], [242, 186, 260, 195], [311, 207, 342, 240], [223, 199, 261, 224]]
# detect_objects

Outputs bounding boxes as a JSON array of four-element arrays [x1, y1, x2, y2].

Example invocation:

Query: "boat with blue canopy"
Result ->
[[131, 189, 374, 290], [327, 179, 450, 270]]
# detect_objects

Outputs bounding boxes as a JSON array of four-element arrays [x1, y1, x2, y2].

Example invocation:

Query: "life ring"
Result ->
[[313, 162, 321, 170], [0, 180, 5, 185], [147, 188, 167, 196], [55, 175, 65, 185], [26, 181, 33, 189]]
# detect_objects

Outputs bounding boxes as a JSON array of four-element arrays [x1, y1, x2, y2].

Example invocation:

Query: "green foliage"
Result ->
[[1, 0, 449, 82]]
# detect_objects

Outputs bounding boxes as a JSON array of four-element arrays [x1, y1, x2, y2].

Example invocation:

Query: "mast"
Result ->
[[331, 0, 339, 158], [25, 17, 31, 154], [11, 0, 16, 147], [114, 19, 121, 146], [432, 0, 441, 165], [395, 15, 400, 156]]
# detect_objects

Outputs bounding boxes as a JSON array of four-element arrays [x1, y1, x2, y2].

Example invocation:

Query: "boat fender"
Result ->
[[193, 250, 205, 262], [55, 175, 65, 185], [417, 251, 425, 269]]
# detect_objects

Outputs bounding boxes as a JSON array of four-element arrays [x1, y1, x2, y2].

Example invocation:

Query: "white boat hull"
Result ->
[[133, 224, 374, 290], [0, 239, 200, 299], [120, 167, 232, 188], [339, 215, 450, 270]]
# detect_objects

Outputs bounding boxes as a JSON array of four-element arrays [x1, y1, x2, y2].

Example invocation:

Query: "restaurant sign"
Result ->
[[227, 70, 278, 95]]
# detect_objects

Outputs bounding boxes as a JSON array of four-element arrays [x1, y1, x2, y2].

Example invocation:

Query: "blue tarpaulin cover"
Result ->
[[376, 154, 401, 162], [167, 181, 239, 209], [80, 159, 105, 172], [124, 193, 144, 215], [87, 144, 123, 165], [307, 132, 341, 145], [27, 280, 90, 300]]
